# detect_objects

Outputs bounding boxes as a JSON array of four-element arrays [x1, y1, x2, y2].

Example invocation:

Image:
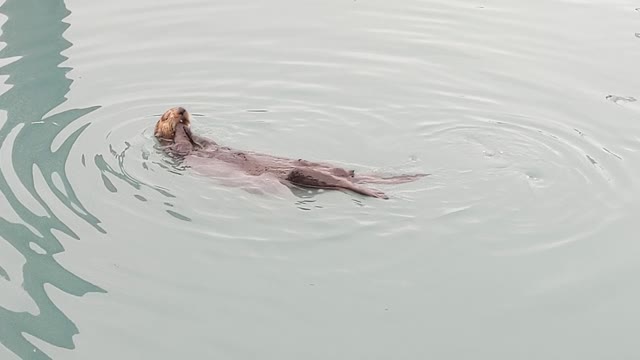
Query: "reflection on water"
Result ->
[[94, 144, 176, 198], [0, 0, 104, 358]]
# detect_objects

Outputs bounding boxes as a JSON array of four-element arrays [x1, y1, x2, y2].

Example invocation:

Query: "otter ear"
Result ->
[[160, 111, 169, 122]]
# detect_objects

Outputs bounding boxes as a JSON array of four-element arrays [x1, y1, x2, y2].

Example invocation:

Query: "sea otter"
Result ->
[[154, 106, 426, 199]]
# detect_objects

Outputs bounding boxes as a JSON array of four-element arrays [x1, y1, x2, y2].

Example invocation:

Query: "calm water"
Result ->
[[1, 0, 640, 358]]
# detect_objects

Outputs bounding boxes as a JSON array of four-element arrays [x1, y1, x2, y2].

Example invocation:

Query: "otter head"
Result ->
[[154, 106, 191, 140]]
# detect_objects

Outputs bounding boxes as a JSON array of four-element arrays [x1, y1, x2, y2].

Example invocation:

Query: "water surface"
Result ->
[[1, 0, 640, 359]]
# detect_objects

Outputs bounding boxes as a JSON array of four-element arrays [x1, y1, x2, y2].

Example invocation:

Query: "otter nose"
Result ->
[[177, 107, 186, 115]]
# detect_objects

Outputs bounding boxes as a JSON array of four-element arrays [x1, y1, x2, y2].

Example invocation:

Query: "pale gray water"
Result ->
[[1, 0, 640, 359]]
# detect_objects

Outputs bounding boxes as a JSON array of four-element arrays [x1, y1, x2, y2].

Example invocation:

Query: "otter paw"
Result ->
[[374, 191, 389, 200]]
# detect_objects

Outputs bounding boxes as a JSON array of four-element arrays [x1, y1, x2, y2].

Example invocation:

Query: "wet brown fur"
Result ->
[[154, 106, 191, 141], [154, 107, 426, 199]]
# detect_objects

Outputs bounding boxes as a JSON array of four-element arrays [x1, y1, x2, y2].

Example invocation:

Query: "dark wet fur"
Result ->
[[162, 120, 426, 199]]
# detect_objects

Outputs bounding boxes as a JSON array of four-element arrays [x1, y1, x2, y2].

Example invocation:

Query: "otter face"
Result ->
[[154, 107, 191, 140]]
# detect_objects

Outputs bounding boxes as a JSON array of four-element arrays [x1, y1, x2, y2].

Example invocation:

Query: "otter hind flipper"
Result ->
[[286, 167, 388, 199]]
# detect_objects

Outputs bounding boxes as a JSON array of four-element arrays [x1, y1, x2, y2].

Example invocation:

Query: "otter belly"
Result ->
[[193, 148, 273, 176], [183, 155, 291, 197]]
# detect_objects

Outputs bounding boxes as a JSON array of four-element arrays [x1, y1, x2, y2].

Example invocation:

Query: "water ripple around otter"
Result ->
[[65, 0, 640, 275], [3, 0, 640, 358]]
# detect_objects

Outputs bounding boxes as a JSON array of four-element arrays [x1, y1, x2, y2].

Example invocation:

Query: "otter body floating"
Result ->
[[154, 107, 426, 199]]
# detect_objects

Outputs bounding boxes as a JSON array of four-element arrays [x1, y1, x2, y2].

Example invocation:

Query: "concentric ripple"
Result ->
[[62, 0, 639, 251], [412, 107, 631, 253], [2, 0, 640, 358]]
